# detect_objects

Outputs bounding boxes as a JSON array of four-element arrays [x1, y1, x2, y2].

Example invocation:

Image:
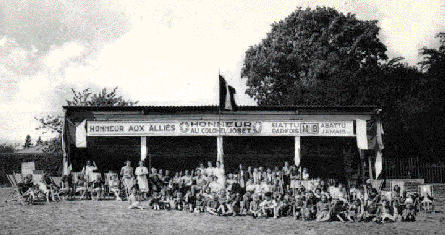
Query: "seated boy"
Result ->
[[260, 192, 278, 218], [402, 200, 416, 222], [173, 192, 186, 211]]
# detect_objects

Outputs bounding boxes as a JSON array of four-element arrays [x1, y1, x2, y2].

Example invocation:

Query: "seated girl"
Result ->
[[240, 192, 251, 215], [316, 195, 331, 222], [376, 200, 396, 223], [76, 174, 89, 200], [346, 199, 362, 222], [206, 194, 220, 215], [249, 194, 262, 218], [128, 186, 144, 209], [293, 194, 304, 220], [194, 193, 205, 213], [91, 173, 104, 201], [109, 175, 123, 201]]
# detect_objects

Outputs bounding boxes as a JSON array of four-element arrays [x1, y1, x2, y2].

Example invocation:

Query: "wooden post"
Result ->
[[217, 136, 224, 165], [368, 154, 373, 180], [359, 149, 365, 184], [141, 136, 147, 163], [295, 136, 301, 167]]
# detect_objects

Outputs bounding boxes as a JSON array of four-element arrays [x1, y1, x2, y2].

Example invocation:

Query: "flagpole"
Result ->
[[218, 72, 222, 166]]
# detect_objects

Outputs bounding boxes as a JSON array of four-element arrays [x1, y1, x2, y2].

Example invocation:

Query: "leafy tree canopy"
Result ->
[[35, 86, 138, 154], [242, 7, 387, 106]]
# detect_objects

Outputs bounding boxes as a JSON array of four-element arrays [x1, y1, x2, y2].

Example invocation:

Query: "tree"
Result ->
[[35, 86, 138, 154], [241, 7, 387, 106], [36, 136, 44, 146], [24, 135, 32, 149], [0, 143, 15, 153], [66, 87, 138, 106]]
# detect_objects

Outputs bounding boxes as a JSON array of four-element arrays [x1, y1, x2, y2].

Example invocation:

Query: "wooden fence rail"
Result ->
[[383, 157, 445, 183]]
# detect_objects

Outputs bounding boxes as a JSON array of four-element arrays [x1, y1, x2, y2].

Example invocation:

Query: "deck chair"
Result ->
[[6, 174, 42, 205], [370, 180, 384, 192], [6, 174, 30, 204]]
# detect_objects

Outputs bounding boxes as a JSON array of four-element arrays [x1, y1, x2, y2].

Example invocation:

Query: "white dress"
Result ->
[[135, 166, 149, 192], [213, 166, 226, 189]]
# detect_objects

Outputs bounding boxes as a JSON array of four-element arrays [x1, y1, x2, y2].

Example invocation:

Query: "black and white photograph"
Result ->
[[1, 0, 445, 234]]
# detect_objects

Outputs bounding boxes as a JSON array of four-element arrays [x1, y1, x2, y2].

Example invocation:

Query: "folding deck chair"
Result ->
[[6, 174, 36, 205]]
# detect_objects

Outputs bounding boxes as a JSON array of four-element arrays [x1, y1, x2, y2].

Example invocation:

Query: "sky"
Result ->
[[1, 0, 444, 145]]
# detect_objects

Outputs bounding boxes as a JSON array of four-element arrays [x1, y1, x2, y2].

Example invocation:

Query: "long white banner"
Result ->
[[87, 120, 354, 137]]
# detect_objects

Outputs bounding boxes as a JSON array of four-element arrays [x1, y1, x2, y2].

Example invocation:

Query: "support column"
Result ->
[[217, 136, 224, 165], [295, 136, 301, 167], [359, 149, 365, 184], [368, 155, 374, 180], [141, 136, 147, 162]]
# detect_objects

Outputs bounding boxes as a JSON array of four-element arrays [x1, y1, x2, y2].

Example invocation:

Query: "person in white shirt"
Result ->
[[82, 160, 98, 183], [135, 161, 149, 199]]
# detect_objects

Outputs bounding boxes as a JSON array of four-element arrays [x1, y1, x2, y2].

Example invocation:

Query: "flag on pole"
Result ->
[[219, 75, 237, 111], [375, 119, 384, 179], [356, 119, 368, 150], [76, 119, 87, 148], [62, 117, 73, 175]]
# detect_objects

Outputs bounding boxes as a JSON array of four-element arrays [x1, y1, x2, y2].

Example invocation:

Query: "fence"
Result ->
[[383, 157, 445, 183]]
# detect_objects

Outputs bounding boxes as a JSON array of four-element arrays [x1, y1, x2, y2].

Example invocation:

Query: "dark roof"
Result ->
[[64, 105, 379, 114]]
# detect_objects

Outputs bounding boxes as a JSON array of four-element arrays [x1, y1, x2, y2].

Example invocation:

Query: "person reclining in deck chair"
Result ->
[[17, 174, 34, 195]]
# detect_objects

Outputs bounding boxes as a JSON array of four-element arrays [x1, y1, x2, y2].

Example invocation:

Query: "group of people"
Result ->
[[100, 160, 431, 222], [17, 159, 433, 222]]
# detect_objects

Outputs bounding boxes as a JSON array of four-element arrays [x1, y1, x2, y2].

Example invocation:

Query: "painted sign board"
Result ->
[[87, 120, 354, 137]]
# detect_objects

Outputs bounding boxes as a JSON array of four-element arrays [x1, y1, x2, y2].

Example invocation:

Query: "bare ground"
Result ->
[[1, 188, 444, 235]]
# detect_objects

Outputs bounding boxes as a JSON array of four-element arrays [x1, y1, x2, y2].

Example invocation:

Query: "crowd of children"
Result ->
[[13, 159, 434, 222], [80, 160, 430, 223]]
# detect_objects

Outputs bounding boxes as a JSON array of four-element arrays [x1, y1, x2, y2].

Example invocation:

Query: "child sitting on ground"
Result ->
[[240, 192, 251, 215], [249, 194, 262, 218], [293, 195, 304, 220], [128, 186, 143, 209], [316, 194, 331, 222], [302, 192, 317, 221], [148, 191, 162, 210], [206, 194, 220, 215], [194, 193, 205, 213], [402, 199, 416, 222], [259, 192, 278, 219], [173, 191, 186, 211], [376, 200, 396, 223], [346, 199, 362, 222]]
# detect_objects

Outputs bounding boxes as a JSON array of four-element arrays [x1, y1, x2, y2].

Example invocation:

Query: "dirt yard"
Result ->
[[1, 188, 445, 235]]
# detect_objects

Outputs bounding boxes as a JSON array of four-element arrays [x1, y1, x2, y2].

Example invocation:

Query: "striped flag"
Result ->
[[219, 75, 237, 111]]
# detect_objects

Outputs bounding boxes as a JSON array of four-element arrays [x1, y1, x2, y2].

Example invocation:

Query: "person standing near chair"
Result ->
[[82, 160, 98, 183], [135, 160, 149, 199], [120, 160, 135, 197]]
